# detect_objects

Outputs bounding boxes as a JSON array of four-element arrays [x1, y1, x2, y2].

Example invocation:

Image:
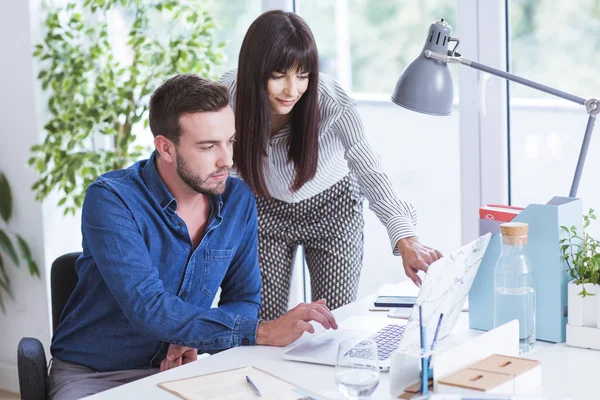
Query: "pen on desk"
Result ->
[[368, 307, 390, 312], [246, 375, 262, 396]]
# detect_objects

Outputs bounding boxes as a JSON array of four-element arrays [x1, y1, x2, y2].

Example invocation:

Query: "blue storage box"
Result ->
[[469, 197, 582, 343]]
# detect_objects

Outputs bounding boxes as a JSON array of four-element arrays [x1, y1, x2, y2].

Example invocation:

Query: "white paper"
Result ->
[[159, 366, 322, 400]]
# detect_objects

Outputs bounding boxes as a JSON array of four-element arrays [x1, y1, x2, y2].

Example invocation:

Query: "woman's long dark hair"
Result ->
[[234, 10, 319, 196]]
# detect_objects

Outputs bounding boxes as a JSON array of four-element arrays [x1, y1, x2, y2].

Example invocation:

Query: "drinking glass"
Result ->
[[335, 338, 380, 400]]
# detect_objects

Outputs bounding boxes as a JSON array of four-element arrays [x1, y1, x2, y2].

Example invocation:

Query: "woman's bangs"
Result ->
[[273, 42, 317, 74]]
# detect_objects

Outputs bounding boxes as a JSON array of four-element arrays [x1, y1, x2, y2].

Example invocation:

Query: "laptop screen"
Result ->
[[398, 233, 491, 350]]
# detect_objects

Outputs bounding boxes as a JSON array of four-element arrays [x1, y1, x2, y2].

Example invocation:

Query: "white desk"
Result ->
[[84, 293, 600, 400]]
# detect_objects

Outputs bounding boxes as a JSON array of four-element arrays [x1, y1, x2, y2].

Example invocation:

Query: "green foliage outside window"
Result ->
[[29, 0, 226, 215], [511, 0, 600, 99]]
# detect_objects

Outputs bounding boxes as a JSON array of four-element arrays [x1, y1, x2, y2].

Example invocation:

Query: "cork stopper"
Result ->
[[500, 222, 528, 245]]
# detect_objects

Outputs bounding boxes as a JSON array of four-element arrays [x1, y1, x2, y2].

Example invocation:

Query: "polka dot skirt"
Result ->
[[255, 174, 365, 320]]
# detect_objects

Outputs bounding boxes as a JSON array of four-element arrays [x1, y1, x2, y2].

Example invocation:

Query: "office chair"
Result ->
[[17, 252, 80, 400]]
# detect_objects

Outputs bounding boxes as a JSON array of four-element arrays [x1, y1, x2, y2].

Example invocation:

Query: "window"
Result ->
[[200, 0, 263, 76], [508, 0, 600, 236], [298, 0, 459, 95]]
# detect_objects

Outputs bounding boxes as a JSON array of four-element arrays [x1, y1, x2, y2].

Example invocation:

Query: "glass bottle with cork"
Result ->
[[493, 221, 536, 353]]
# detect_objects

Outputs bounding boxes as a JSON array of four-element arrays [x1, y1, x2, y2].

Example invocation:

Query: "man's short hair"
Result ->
[[149, 74, 230, 143]]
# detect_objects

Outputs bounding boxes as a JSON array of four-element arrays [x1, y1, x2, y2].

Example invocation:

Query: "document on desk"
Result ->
[[158, 365, 326, 400]]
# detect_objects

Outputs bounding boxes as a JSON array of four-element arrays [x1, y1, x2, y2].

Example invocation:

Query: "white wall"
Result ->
[[356, 100, 462, 298], [0, 0, 51, 392], [0, 0, 82, 392]]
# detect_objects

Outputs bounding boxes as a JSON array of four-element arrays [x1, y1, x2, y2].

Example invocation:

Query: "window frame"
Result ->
[[458, 0, 510, 243]]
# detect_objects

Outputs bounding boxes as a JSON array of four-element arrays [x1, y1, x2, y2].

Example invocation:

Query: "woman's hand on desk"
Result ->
[[256, 299, 338, 346], [396, 237, 443, 287], [160, 344, 198, 371]]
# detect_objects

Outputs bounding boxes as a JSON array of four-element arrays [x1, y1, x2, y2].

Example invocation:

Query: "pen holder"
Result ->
[[389, 347, 435, 398]]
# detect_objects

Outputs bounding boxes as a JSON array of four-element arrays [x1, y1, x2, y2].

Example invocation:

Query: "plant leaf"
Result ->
[[592, 270, 599, 285], [0, 253, 10, 288], [0, 274, 11, 298], [15, 235, 33, 262], [0, 254, 14, 308], [0, 173, 12, 223], [0, 229, 19, 266], [28, 260, 40, 278], [0, 291, 5, 314]]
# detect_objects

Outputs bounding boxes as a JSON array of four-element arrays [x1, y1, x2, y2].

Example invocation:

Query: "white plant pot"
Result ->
[[567, 280, 600, 328], [566, 324, 600, 350]]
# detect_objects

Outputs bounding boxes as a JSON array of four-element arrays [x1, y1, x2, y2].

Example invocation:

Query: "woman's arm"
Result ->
[[333, 102, 442, 285], [333, 102, 418, 252]]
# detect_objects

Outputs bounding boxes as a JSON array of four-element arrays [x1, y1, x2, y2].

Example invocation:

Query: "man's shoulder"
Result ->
[[84, 160, 149, 211], [91, 160, 146, 192], [222, 176, 254, 206]]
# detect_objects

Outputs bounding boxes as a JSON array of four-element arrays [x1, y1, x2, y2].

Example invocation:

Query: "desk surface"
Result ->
[[84, 293, 600, 400]]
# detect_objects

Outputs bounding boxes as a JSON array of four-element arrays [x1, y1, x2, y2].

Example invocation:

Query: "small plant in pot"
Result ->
[[560, 209, 600, 328]]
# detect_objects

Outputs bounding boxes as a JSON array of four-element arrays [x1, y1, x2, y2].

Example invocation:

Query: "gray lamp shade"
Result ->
[[391, 20, 455, 116]]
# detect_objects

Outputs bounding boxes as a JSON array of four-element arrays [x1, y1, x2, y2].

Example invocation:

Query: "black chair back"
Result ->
[[18, 251, 81, 400], [50, 252, 80, 331]]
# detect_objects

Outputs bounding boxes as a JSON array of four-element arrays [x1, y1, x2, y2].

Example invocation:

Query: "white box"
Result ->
[[567, 281, 600, 328], [566, 323, 600, 350]]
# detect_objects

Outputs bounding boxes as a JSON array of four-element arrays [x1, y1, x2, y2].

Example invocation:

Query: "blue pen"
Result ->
[[427, 313, 445, 367], [419, 305, 428, 394], [246, 375, 262, 396]]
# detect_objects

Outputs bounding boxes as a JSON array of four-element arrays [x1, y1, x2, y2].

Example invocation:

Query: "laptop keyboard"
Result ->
[[345, 324, 406, 361]]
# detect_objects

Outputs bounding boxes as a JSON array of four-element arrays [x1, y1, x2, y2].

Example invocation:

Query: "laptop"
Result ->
[[283, 233, 492, 372]]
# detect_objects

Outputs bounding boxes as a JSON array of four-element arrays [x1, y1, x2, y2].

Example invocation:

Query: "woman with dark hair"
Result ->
[[221, 10, 442, 320]]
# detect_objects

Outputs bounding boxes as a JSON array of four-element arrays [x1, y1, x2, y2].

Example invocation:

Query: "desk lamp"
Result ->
[[391, 19, 599, 197]]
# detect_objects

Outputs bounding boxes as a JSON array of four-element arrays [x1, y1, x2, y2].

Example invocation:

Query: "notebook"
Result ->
[[158, 365, 326, 400]]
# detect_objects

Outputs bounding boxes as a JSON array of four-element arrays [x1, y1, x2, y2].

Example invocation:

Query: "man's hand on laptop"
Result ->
[[160, 344, 198, 372], [396, 237, 443, 287], [256, 299, 338, 346]]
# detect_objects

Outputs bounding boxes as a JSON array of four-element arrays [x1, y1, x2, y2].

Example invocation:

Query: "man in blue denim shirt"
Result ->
[[48, 75, 338, 400]]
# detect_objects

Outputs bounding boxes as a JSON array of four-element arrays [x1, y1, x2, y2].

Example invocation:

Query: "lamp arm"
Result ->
[[570, 115, 597, 197], [424, 49, 599, 198], [466, 56, 599, 197], [425, 50, 587, 105]]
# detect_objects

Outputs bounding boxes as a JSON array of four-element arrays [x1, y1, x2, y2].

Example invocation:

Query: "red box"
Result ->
[[479, 204, 524, 223]]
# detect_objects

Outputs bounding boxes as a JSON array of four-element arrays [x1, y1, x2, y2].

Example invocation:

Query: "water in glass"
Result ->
[[335, 339, 380, 400]]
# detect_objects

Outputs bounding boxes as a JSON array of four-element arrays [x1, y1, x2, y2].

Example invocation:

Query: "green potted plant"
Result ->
[[561, 209, 600, 295], [560, 209, 600, 349], [29, 0, 226, 215], [0, 173, 40, 313]]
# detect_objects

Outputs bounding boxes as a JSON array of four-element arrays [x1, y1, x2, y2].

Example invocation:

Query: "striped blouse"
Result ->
[[220, 70, 418, 255]]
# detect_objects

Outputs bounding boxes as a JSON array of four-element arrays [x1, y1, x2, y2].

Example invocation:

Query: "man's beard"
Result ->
[[175, 149, 228, 196]]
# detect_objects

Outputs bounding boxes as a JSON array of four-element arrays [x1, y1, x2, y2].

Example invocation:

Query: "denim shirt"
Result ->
[[50, 152, 262, 371]]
